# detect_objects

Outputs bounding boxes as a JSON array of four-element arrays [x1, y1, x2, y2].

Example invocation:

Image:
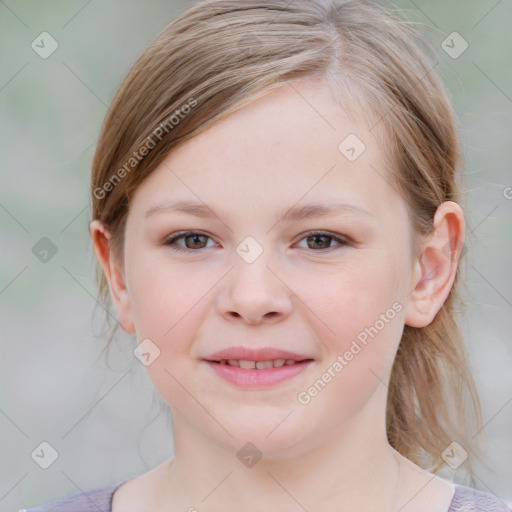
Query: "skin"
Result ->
[[90, 78, 465, 512]]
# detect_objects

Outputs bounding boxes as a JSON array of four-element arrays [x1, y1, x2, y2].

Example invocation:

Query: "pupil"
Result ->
[[311, 235, 329, 249], [188, 235, 205, 248]]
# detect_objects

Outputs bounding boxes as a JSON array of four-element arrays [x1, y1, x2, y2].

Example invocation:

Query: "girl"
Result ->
[[21, 0, 510, 510]]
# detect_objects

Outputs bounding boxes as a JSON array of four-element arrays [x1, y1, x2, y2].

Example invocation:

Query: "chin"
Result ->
[[213, 412, 312, 457]]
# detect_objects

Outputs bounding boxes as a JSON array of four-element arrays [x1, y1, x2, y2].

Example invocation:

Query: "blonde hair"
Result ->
[[90, 0, 484, 480]]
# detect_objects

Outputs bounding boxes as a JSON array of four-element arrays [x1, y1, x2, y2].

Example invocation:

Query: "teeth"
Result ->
[[219, 359, 300, 369], [255, 360, 273, 370], [239, 359, 256, 369]]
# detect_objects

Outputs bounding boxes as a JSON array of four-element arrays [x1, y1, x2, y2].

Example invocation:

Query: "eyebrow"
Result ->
[[145, 199, 375, 225]]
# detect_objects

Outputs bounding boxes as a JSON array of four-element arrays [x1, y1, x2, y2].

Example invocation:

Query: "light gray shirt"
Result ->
[[19, 481, 512, 511]]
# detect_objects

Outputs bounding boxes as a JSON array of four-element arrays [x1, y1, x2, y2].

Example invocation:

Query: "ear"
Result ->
[[89, 219, 135, 334], [405, 201, 465, 328]]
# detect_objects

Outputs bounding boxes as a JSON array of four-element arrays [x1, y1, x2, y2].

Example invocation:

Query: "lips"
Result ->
[[203, 346, 314, 387], [216, 359, 299, 369], [205, 346, 313, 363]]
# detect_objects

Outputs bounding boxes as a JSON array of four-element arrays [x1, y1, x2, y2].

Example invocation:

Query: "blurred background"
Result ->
[[1, 0, 511, 510]]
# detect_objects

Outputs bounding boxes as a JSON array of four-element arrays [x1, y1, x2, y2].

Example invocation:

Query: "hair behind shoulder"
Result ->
[[90, 0, 484, 480]]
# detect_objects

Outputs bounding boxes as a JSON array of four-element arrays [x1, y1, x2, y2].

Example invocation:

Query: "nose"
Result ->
[[216, 253, 293, 325]]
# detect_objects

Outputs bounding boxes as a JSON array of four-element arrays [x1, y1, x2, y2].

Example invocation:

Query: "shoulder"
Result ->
[[448, 483, 511, 512], [19, 482, 122, 512]]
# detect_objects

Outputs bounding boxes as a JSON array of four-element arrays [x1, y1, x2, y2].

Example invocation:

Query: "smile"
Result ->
[[215, 359, 304, 368], [204, 359, 314, 387]]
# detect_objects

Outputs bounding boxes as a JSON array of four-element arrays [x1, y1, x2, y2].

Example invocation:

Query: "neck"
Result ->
[[155, 395, 403, 511]]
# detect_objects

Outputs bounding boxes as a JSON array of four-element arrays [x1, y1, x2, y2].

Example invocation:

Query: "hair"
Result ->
[[90, 0, 485, 481]]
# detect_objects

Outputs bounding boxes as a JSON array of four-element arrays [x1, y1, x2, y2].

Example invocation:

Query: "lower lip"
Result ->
[[204, 360, 313, 388]]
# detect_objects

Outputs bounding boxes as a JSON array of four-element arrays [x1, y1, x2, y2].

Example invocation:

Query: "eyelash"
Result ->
[[162, 230, 350, 253]]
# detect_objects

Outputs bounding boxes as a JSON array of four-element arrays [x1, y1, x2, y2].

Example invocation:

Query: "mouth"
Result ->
[[207, 358, 312, 369], [202, 347, 315, 388]]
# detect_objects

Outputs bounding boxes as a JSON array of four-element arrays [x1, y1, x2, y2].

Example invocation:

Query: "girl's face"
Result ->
[[117, 79, 420, 456]]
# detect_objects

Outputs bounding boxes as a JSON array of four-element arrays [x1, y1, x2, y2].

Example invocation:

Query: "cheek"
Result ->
[[295, 251, 403, 338], [293, 252, 406, 389], [128, 251, 211, 340], [296, 272, 405, 425], [126, 256, 216, 401]]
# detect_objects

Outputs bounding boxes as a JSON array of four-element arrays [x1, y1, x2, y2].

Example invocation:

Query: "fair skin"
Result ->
[[91, 78, 464, 512]]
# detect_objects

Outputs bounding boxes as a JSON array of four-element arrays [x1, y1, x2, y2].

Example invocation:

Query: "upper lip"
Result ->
[[205, 347, 313, 362]]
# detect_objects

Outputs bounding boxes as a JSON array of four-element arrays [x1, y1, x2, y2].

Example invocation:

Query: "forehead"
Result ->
[[130, 78, 403, 222]]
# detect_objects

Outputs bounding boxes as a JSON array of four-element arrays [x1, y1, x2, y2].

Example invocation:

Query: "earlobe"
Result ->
[[404, 201, 465, 328], [89, 220, 135, 334]]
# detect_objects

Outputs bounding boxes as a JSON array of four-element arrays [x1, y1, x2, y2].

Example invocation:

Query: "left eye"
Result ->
[[163, 230, 349, 253], [295, 231, 349, 251]]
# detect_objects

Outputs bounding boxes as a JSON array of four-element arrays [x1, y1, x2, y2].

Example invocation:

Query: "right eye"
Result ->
[[162, 231, 217, 253]]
